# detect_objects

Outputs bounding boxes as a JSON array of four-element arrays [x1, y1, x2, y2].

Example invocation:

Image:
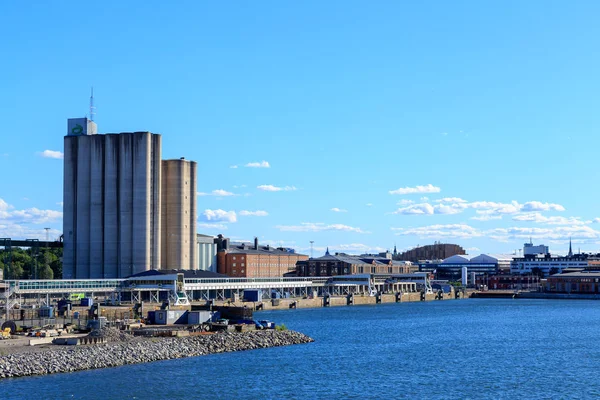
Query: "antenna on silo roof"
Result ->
[[89, 87, 96, 122]]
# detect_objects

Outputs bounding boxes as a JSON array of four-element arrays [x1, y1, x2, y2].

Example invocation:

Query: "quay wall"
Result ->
[[220, 290, 466, 312]]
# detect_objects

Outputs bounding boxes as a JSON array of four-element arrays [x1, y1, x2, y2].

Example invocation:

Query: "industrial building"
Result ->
[[197, 234, 218, 272], [216, 236, 308, 277], [63, 117, 197, 279]]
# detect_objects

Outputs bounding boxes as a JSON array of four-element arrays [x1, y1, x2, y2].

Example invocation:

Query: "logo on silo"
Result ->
[[67, 118, 88, 136]]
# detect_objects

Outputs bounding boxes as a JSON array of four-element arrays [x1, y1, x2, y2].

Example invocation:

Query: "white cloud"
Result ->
[[393, 203, 435, 215], [257, 185, 297, 192], [239, 210, 268, 217], [245, 161, 270, 168], [512, 213, 587, 225], [0, 198, 12, 211], [466, 247, 480, 252], [0, 224, 61, 240], [397, 199, 414, 205], [201, 209, 237, 223], [331, 207, 347, 213], [198, 223, 228, 230], [420, 197, 430, 202], [391, 199, 567, 219], [489, 226, 600, 241], [392, 224, 482, 239], [366, 203, 373, 207], [393, 203, 463, 215], [197, 189, 237, 197], [389, 184, 441, 195], [229, 165, 238, 169], [594, 218, 600, 223], [471, 215, 502, 221], [435, 197, 468, 203], [212, 189, 235, 197], [521, 201, 565, 212], [39, 150, 63, 159], [0, 198, 63, 238], [276, 222, 368, 234]]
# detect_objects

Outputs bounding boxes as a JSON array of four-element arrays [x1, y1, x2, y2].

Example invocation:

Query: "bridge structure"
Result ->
[[1, 272, 425, 310]]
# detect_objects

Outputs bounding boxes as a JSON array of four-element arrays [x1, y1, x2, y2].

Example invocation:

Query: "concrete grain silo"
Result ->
[[63, 118, 163, 279], [161, 158, 198, 270]]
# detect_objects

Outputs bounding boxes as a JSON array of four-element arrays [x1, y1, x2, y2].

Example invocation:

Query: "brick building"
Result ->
[[395, 243, 465, 263], [216, 236, 308, 277]]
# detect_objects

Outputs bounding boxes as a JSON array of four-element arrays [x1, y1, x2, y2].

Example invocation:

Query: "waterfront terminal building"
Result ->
[[419, 253, 514, 281]]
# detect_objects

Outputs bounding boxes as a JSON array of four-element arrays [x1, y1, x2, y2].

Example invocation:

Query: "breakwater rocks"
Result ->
[[0, 329, 314, 379]]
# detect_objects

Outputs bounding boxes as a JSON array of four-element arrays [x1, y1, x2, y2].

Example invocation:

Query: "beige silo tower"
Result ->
[[161, 158, 198, 270]]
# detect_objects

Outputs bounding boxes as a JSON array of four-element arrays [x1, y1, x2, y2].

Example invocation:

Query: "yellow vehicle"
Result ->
[[1, 328, 11, 339]]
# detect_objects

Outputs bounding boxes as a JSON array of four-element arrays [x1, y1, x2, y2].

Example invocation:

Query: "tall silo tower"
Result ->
[[161, 158, 198, 270]]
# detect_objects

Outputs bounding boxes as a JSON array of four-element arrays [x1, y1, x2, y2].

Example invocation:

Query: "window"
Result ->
[[233, 263, 236, 267], [233, 256, 236, 260], [241, 263, 245, 267]]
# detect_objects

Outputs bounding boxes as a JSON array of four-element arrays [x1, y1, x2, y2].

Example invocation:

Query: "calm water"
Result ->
[[3, 299, 600, 399]]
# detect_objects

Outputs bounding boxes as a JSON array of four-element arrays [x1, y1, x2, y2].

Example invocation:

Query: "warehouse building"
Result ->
[[296, 249, 412, 277]]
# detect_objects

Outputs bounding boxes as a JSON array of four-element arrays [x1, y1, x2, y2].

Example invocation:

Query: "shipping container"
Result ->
[[244, 289, 262, 302], [187, 311, 214, 325], [80, 298, 94, 307], [38, 306, 54, 318], [154, 310, 188, 325]]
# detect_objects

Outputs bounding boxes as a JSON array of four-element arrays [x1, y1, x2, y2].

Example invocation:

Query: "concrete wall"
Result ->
[[62, 136, 78, 279]]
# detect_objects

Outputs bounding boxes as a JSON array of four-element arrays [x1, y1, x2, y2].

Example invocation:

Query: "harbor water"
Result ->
[[3, 299, 600, 399]]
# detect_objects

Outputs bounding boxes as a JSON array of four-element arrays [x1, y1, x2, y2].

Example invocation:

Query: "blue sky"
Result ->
[[1, 1, 599, 257]]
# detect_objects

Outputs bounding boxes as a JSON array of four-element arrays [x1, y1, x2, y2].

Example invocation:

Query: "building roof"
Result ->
[[127, 269, 226, 279], [310, 253, 407, 267], [226, 242, 307, 257], [442, 254, 474, 264], [551, 272, 600, 278]]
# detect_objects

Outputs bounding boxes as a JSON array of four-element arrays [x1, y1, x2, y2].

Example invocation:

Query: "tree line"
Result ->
[[0, 247, 62, 280]]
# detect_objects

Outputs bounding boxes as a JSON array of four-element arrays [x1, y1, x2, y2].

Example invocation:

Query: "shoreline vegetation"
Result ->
[[0, 329, 314, 379]]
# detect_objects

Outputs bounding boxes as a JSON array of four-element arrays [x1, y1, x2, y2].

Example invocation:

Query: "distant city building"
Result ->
[[216, 236, 308, 277], [63, 117, 197, 279], [197, 234, 218, 272], [296, 249, 414, 277], [395, 243, 465, 263], [511, 240, 590, 277], [523, 241, 549, 256], [510, 254, 589, 277]]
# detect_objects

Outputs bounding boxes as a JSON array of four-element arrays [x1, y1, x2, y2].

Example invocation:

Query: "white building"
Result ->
[[524, 242, 549, 256], [510, 255, 588, 276]]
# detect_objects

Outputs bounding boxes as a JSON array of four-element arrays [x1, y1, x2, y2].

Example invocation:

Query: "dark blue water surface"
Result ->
[[4, 299, 600, 399]]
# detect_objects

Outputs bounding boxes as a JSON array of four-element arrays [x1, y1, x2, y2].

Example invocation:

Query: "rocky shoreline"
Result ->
[[0, 329, 314, 379]]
